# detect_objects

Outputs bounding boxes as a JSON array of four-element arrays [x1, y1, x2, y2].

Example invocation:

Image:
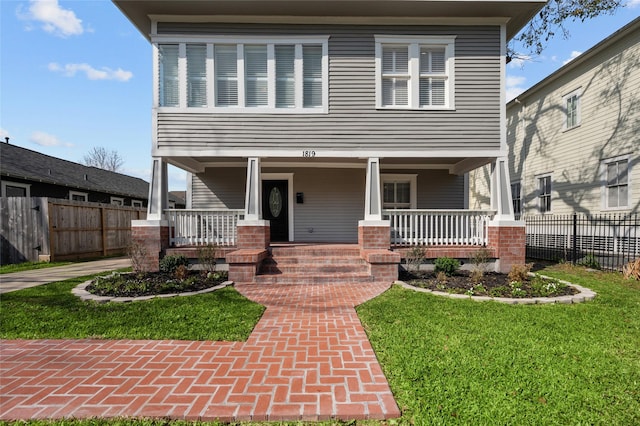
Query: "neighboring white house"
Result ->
[[470, 17, 640, 217], [114, 0, 545, 277]]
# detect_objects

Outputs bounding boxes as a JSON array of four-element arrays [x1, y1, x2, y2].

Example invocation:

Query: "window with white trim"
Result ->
[[563, 89, 581, 130], [511, 181, 522, 216], [156, 37, 328, 112], [603, 157, 629, 209], [132, 200, 143, 208], [110, 197, 124, 206], [375, 36, 455, 110], [538, 175, 552, 213], [1, 181, 30, 197], [69, 191, 88, 202], [382, 174, 417, 209]]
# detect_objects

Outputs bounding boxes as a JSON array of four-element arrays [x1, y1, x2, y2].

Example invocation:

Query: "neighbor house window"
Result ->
[[382, 174, 417, 209], [511, 181, 522, 216], [110, 197, 124, 206], [538, 175, 552, 213], [155, 37, 328, 112], [376, 36, 455, 109], [603, 157, 629, 209], [563, 89, 581, 130], [132, 200, 143, 208], [69, 191, 88, 202], [1, 181, 30, 197]]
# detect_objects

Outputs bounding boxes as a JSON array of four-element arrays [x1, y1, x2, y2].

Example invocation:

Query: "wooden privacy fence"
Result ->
[[0, 197, 146, 265]]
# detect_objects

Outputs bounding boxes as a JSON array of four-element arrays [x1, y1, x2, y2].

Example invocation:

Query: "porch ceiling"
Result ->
[[114, 0, 545, 40], [165, 156, 493, 175]]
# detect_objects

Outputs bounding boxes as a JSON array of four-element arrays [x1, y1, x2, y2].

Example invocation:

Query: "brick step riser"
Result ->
[[260, 265, 370, 274], [269, 249, 362, 257], [263, 257, 367, 266], [254, 274, 374, 285]]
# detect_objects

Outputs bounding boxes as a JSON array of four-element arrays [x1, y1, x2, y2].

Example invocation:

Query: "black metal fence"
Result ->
[[523, 213, 640, 270]]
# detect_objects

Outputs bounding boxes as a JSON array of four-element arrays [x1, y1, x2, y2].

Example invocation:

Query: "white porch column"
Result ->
[[147, 157, 168, 220], [490, 157, 515, 222], [244, 157, 262, 221], [364, 157, 382, 221]]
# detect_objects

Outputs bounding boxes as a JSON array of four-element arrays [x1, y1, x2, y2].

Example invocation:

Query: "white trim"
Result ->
[[110, 197, 125, 206], [500, 24, 507, 152], [69, 191, 88, 202], [132, 199, 144, 208], [1, 181, 31, 197], [262, 172, 295, 242], [375, 35, 456, 110], [381, 174, 418, 209], [178, 43, 187, 108], [601, 154, 631, 211]]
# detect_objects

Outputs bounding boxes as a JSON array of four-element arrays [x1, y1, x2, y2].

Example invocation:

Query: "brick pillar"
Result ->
[[358, 220, 400, 282], [487, 222, 526, 274], [358, 220, 391, 250], [228, 220, 270, 283], [131, 220, 170, 273]]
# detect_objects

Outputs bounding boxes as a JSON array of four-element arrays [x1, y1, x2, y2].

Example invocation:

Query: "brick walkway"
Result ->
[[0, 282, 400, 422]]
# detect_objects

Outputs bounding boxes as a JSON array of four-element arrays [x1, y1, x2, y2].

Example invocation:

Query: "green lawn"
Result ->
[[357, 263, 640, 425], [0, 274, 265, 341]]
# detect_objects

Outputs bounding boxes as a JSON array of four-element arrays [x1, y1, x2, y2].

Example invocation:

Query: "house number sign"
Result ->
[[302, 150, 316, 158]]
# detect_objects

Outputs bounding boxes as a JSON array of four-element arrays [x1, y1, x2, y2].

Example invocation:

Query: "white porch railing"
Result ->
[[383, 209, 495, 246], [165, 209, 244, 246]]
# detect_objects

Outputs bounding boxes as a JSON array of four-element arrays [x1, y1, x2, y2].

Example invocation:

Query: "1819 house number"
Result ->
[[302, 150, 316, 157]]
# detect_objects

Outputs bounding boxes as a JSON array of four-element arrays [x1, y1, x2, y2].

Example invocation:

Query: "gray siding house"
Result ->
[[116, 0, 544, 278]]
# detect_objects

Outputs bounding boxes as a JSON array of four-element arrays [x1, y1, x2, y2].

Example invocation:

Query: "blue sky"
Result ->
[[1, 1, 639, 191]]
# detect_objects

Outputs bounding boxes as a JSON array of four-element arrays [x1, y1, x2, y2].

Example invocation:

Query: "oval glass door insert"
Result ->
[[269, 187, 282, 217]]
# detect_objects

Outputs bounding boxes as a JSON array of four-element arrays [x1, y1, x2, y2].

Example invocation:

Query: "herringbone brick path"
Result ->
[[0, 282, 400, 422]]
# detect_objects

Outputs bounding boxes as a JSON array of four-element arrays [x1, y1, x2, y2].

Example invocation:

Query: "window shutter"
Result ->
[[275, 45, 295, 108], [215, 45, 238, 106], [303, 45, 323, 107], [244, 45, 268, 107], [158, 44, 179, 107], [187, 44, 207, 107]]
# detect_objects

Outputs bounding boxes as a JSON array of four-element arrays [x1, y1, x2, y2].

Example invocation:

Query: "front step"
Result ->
[[256, 244, 375, 284]]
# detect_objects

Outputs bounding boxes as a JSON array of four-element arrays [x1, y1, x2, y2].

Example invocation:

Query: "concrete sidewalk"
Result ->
[[0, 257, 131, 294]]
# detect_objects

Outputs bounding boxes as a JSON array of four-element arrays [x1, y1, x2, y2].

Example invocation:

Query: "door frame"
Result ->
[[262, 173, 294, 242]]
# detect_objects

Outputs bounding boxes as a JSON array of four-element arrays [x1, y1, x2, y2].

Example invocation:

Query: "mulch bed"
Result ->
[[400, 269, 579, 298]]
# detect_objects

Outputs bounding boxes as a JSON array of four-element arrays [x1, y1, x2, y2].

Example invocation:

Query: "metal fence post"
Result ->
[[572, 212, 578, 264]]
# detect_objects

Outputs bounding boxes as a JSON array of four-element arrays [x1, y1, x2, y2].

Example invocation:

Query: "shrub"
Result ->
[[507, 263, 533, 283], [434, 257, 460, 276], [578, 253, 601, 269], [623, 258, 640, 280], [127, 241, 148, 274], [159, 254, 190, 274], [405, 247, 427, 274], [198, 244, 218, 274], [174, 264, 189, 280], [470, 247, 492, 276]]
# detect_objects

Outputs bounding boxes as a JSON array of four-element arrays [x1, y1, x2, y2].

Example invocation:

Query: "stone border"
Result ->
[[73, 278, 235, 303], [395, 273, 596, 304]]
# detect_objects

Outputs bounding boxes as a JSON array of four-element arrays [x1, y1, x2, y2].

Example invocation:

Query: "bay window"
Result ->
[[376, 36, 455, 110], [155, 37, 328, 112]]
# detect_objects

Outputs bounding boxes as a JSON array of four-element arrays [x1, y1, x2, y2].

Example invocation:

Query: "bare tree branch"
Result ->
[[83, 147, 124, 172]]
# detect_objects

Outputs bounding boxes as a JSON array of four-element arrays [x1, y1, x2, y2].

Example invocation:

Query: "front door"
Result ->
[[262, 180, 289, 242]]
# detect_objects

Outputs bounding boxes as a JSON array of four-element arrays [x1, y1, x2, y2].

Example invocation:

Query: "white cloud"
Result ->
[[506, 75, 527, 102], [30, 131, 74, 148], [0, 128, 11, 140], [563, 51, 583, 65], [22, 0, 84, 37], [48, 62, 133, 82], [626, 0, 640, 8]]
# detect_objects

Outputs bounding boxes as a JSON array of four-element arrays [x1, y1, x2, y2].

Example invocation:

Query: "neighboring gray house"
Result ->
[[115, 0, 546, 277], [470, 17, 639, 216]]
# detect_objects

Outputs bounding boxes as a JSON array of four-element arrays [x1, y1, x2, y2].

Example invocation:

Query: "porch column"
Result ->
[[359, 157, 391, 249], [488, 157, 525, 273], [364, 157, 382, 220], [147, 157, 168, 221], [244, 157, 262, 221]]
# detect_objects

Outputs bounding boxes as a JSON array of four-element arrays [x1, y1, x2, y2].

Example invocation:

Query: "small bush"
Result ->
[[470, 269, 484, 284], [174, 264, 189, 280], [507, 263, 533, 282], [405, 247, 427, 274], [623, 258, 640, 280], [159, 254, 190, 274], [470, 248, 492, 276], [434, 257, 460, 276], [198, 244, 218, 274], [578, 254, 600, 269], [127, 241, 148, 274]]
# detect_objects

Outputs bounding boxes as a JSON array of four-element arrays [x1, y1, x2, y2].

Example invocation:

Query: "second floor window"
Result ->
[[563, 89, 581, 130], [376, 36, 455, 110], [156, 38, 328, 112]]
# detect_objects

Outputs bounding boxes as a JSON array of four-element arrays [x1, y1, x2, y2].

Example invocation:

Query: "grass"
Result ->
[[0, 273, 265, 341], [357, 263, 640, 425], [0, 261, 72, 274]]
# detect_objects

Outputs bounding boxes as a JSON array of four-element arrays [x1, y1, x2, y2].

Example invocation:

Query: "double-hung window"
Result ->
[[538, 175, 552, 213], [603, 156, 629, 209], [563, 88, 581, 130], [156, 37, 328, 112], [376, 36, 455, 110], [382, 175, 417, 209], [511, 181, 522, 217]]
